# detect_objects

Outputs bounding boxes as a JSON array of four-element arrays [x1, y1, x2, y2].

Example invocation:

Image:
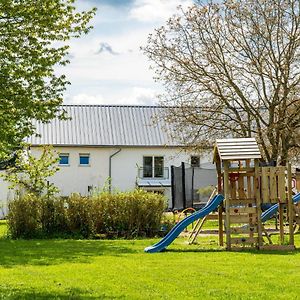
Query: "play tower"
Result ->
[[213, 138, 295, 250]]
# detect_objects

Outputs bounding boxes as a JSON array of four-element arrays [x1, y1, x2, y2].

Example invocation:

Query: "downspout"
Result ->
[[109, 148, 122, 193]]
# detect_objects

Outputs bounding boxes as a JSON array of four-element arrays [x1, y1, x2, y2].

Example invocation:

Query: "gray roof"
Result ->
[[214, 138, 261, 161], [28, 105, 180, 147]]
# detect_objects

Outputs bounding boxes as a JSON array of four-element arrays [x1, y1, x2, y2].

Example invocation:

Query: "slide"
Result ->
[[261, 192, 300, 222], [144, 194, 224, 253]]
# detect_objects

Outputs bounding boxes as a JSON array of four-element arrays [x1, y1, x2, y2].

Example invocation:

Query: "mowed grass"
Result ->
[[0, 221, 299, 299]]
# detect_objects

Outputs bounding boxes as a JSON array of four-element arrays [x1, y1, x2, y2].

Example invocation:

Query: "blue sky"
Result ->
[[60, 0, 194, 105]]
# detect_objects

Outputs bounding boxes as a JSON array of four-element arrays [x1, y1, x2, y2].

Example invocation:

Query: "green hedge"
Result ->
[[7, 189, 166, 239]]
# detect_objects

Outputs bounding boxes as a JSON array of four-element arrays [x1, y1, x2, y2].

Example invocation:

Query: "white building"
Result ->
[[0, 105, 216, 208]]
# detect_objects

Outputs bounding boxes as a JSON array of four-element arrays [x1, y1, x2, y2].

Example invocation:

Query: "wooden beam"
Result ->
[[229, 207, 257, 214], [246, 160, 252, 199], [259, 245, 295, 251], [206, 214, 220, 220], [230, 199, 256, 205], [279, 203, 285, 245], [269, 167, 277, 203], [218, 203, 224, 247], [188, 216, 206, 245], [261, 167, 270, 203], [230, 214, 257, 224], [255, 159, 263, 247], [224, 161, 231, 250], [227, 167, 255, 172], [231, 237, 258, 245], [287, 163, 294, 246], [238, 175, 246, 199], [262, 226, 272, 244], [231, 226, 257, 234], [278, 167, 286, 203]]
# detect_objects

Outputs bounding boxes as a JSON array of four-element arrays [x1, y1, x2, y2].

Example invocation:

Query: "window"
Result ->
[[143, 156, 164, 178], [191, 156, 200, 167], [79, 154, 90, 166], [59, 154, 69, 166]]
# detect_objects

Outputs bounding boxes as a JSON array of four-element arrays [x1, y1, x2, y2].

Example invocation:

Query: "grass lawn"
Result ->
[[0, 221, 299, 299]]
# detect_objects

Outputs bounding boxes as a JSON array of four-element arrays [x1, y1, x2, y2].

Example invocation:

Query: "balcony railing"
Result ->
[[137, 167, 170, 180]]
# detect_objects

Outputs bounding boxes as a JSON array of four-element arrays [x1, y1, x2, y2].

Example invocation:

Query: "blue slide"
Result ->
[[144, 194, 224, 253], [261, 192, 300, 222]]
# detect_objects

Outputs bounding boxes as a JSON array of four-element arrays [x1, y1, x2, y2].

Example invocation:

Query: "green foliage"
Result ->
[[197, 185, 215, 198], [0, 1, 96, 160], [40, 197, 68, 236], [66, 193, 95, 238], [7, 194, 41, 238], [160, 213, 176, 234], [92, 189, 166, 237], [2, 146, 60, 197], [7, 189, 166, 239]]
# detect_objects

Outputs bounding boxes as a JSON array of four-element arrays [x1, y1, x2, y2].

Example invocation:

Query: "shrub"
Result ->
[[92, 189, 166, 237], [66, 194, 95, 238], [7, 189, 166, 239], [7, 194, 41, 238], [40, 197, 68, 236]]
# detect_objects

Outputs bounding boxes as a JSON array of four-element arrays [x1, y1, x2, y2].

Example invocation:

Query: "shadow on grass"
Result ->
[[0, 237, 138, 268], [166, 247, 300, 255], [165, 248, 225, 253], [0, 286, 123, 299]]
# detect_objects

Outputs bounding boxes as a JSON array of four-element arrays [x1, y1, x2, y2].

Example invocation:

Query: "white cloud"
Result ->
[[59, 1, 192, 106], [58, 26, 158, 83], [64, 87, 159, 106], [129, 0, 194, 22], [120, 87, 158, 105], [65, 93, 105, 105]]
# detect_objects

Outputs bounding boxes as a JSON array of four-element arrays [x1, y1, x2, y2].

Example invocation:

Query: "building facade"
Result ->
[[0, 105, 216, 208]]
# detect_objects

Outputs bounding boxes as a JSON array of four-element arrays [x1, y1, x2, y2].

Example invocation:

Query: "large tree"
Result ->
[[143, 0, 300, 164], [0, 0, 96, 160]]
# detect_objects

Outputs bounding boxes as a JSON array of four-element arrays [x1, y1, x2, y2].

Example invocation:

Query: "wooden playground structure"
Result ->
[[189, 138, 296, 251]]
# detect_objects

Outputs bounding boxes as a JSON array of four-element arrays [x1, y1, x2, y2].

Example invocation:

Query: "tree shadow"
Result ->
[[0, 286, 124, 299], [165, 248, 225, 253], [166, 247, 300, 255], [0, 238, 138, 268]]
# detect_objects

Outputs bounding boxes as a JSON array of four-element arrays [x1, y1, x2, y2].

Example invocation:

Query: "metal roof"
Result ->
[[214, 138, 261, 161], [28, 105, 180, 147]]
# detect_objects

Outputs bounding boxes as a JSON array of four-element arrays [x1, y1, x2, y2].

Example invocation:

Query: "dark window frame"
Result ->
[[191, 156, 200, 168], [143, 156, 164, 178]]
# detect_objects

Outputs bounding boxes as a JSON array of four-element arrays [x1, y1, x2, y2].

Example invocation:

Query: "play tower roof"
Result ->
[[213, 138, 261, 162]]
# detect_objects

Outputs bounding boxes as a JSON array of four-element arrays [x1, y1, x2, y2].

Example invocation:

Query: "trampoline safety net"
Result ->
[[171, 162, 217, 210]]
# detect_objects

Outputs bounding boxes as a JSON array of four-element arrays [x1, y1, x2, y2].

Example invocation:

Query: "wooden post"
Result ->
[[246, 160, 252, 199], [296, 172, 300, 192], [279, 203, 285, 245], [254, 159, 263, 248], [216, 159, 224, 247], [287, 163, 294, 246], [246, 160, 254, 240], [224, 161, 231, 250], [218, 204, 224, 247]]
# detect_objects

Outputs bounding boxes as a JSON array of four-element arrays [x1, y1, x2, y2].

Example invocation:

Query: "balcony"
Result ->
[[137, 167, 171, 187]]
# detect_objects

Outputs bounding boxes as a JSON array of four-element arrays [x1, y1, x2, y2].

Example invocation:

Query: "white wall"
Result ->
[[0, 146, 215, 208]]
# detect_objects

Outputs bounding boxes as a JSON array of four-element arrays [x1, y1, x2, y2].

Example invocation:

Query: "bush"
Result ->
[[92, 189, 165, 237], [7, 194, 41, 238], [7, 189, 166, 239], [66, 194, 95, 238], [40, 197, 68, 236]]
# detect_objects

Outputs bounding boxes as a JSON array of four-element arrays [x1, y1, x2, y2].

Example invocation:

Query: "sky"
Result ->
[[60, 0, 195, 106]]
